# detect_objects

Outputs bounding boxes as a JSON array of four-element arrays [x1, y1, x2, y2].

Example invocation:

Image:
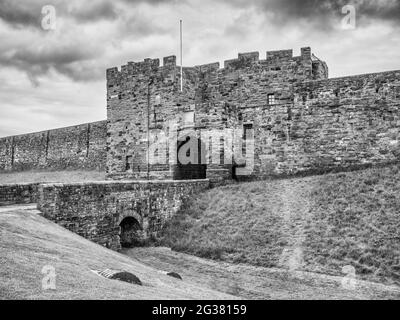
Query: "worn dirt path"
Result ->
[[277, 179, 312, 271]]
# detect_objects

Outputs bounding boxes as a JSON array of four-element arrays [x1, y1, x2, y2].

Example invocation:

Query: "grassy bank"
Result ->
[[303, 166, 400, 285], [2, 205, 398, 299], [160, 181, 288, 266], [159, 165, 400, 286]]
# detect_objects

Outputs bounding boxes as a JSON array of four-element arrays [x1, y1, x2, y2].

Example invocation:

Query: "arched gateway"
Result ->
[[119, 216, 143, 247], [172, 135, 207, 180]]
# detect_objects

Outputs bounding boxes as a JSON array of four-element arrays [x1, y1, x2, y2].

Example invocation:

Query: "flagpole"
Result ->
[[180, 19, 183, 92]]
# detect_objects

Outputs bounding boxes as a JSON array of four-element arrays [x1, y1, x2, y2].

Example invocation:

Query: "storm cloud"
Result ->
[[1, 0, 398, 84], [70, 1, 118, 22], [0, 0, 44, 28], [225, 0, 400, 25], [0, 0, 169, 83], [0, 0, 123, 30]]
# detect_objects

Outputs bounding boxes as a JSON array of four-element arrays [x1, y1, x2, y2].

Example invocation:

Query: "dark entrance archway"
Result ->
[[172, 135, 207, 180], [119, 217, 143, 247]]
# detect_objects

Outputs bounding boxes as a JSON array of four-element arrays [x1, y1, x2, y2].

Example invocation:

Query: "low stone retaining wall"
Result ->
[[0, 183, 39, 206], [37, 179, 210, 250]]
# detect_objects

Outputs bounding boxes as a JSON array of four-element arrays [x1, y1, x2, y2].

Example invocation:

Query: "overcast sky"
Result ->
[[0, 0, 399, 137]]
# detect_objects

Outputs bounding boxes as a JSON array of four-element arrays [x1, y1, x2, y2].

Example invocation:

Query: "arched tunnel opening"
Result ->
[[119, 217, 143, 248]]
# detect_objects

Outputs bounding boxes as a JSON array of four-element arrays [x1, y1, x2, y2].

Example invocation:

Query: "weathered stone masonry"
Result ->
[[104, 47, 400, 180], [289, 71, 400, 173], [2, 47, 399, 181], [0, 120, 106, 172], [0, 183, 38, 206], [37, 180, 209, 250], [239, 69, 400, 177], [1, 46, 400, 251], [106, 48, 330, 182]]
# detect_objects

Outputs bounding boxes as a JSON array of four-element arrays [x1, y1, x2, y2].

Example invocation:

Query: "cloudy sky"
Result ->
[[0, 0, 399, 137]]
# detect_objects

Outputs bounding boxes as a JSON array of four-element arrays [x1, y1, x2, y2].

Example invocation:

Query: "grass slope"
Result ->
[[159, 165, 400, 287], [0, 170, 105, 184], [129, 247, 400, 300], [0, 205, 235, 300], [1, 205, 398, 300]]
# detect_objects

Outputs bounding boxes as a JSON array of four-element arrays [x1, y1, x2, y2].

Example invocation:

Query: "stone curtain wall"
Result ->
[[37, 179, 210, 251], [290, 70, 400, 174], [0, 121, 107, 172], [0, 183, 39, 206], [238, 70, 400, 178]]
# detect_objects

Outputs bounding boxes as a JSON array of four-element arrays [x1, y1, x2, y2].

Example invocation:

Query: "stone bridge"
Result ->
[[37, 180, 210, 251]]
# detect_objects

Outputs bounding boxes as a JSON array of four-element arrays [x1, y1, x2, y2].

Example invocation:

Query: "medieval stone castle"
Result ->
[[2, 47, 400, 185], [1, 47, 400, 249], [106, 47, 329, 183]]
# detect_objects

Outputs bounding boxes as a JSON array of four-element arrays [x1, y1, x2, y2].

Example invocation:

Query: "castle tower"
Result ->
[[106, 47, 328, 182]]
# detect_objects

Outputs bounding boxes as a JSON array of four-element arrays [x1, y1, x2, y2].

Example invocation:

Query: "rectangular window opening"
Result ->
[[243, 124, 253, 156], [125, 155, 133, 171], [183, 111, 195, 127], [220, 137, 225, 164]]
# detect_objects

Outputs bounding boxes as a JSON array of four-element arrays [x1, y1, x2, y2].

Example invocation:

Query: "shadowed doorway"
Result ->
[[119, 217, 143, 247], [172, 135, 207, 180]]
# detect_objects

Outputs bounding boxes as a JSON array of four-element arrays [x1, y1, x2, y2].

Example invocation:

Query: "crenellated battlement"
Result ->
[[106, 57, 161, 80], [221, 47, 312, 71], [106, 47, 320, 82], [163, 55, 176, 67], [195, 62, 220, 73], [266, 49, 293, 61]]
